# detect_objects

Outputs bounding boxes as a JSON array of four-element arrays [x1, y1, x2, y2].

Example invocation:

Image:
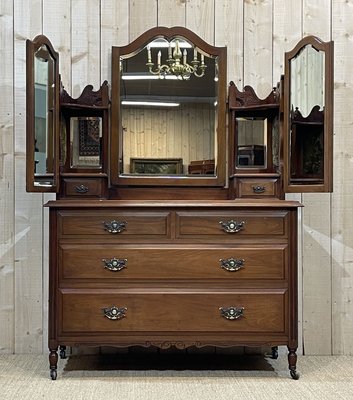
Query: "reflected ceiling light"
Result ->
[[121, 100, 180, 107], [146, 39, 206, 80], [122, 74, 179, 80], [148, 39, 192, 49]]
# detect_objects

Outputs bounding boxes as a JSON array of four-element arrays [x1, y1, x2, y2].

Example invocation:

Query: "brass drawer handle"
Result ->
[[103, 220, 127, 234], [103, 306, 127, 320], [219, 258, 245, 272], [252, 185, 266, 193], [102, 258, 127, 271], [219, 220, 245, 233], [219, 306, 244, 320], [75, 184, 89, 193]]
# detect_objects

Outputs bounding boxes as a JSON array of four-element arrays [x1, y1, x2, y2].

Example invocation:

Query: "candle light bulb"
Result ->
[[147, 45, 152, 63], [157, 50, 161, 66], [168, 43, 172, 59]]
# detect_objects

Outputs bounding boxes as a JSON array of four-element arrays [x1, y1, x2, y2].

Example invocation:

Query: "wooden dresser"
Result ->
[[47, 199, 300, 379], [26, 28, 333, 380]]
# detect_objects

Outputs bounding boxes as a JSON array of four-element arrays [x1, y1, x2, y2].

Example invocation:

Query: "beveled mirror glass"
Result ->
[[111, 27, 227, 186], [69, 117, 102, 169], [34, 45, 54, 178], [284, 36, 333, 192], [236, 117, 267, 168], [26, 35, 59, 192]]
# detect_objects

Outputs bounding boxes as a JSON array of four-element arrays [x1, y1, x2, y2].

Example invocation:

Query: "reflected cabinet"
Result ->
[[25, 28, 333, 381]]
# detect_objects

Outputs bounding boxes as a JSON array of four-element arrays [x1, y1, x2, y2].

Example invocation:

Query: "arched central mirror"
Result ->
[[111, 27, 226, 186]]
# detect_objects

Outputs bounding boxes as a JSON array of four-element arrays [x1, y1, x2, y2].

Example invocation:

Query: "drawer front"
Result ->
[[60, 290, 287, 334], [58, 210, 171, 237], [59, 244, 287, 280], [176, 211, 288, 238], [236, 178, 279, 198], [63, 178, 104, 198]]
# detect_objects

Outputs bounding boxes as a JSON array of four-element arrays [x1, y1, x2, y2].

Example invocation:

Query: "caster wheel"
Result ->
[[290, 370, 300, 380], [271, 347, 278, 359], [50, 369, 57, 380]]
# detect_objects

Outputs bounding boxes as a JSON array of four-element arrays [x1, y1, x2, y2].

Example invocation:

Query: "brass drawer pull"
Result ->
[[219, 258, 245, 272], [219, 306, 244, 320], [252, 185, 266, 193], [103, 220, 127, 234], [102, 258, 127, 271], [75, 184, 89, 193], [103, 306, 127, 320], [219, 220, 245, 233]]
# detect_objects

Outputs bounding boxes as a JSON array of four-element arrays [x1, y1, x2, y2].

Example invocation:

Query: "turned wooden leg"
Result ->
[[287, 346, 300, 380], [49, 348, 58, 380], [271, 346, 278, 359], [59, 345, 67, 359]]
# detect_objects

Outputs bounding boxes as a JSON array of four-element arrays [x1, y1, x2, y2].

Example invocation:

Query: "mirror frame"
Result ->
[[283, 35, 333, 193], [228, 83, 280, 177], [110, 26, 227, 187], [26, 35, 60, 192]]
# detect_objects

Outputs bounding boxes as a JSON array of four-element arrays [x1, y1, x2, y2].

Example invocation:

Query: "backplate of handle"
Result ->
[[252, 185, 266, 193], [219, 258, 245, 272], [219, 220, 245, 233], [102, 258, 127, 271], [102, 306, 127, 320], [219, 306, 244, 320], [75, 184, 89, 193], [103, 220, 127, 234]]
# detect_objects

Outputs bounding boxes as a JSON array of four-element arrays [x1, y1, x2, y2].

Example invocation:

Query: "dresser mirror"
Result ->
[[26, 35, 60, 192], [236, 117, 267, 168], [284, 36, 333, 192], [69, 116, 102, 169], [111, 27, 227, 186]]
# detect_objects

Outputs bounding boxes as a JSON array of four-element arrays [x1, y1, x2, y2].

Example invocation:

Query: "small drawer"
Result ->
[[176, 210, 288, 238], [63, 178, 106, 198], [60, 289, 287, 334], [58, 210, 171, 237], [59, 244, 288, 280], [236, 177, 280, 198]]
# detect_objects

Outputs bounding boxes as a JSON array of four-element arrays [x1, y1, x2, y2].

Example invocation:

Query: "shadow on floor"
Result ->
[[63, 349, 275, 373]]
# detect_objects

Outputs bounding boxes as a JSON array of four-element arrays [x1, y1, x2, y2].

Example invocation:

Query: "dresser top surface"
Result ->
[[45, 199, 302, 209]]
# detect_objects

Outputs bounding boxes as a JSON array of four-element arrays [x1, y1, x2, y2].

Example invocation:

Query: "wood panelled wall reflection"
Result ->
[[0, 0, 352, 356], [122, 104, 215, 173]]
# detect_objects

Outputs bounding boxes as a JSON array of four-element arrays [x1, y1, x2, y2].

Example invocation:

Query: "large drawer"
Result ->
[[59, 244, 288, 280], [60, 289, 287, 334], [58, 210, 171, 237], [176, 210, 288, 238]]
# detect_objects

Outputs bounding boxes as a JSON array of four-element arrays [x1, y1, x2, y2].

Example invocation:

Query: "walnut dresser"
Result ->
[[25, 28, 333, 379], [46, 199, 300, 380]]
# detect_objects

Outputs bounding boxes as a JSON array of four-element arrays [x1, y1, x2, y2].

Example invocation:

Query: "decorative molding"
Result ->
[[228, 82, 279, 110], [290, 105, 324, 124], [68, 341, 281, 350], [60, 80, 109, 107]]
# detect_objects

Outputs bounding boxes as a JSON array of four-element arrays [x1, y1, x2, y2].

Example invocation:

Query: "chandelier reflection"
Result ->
[[146, 40, 206, 80]]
